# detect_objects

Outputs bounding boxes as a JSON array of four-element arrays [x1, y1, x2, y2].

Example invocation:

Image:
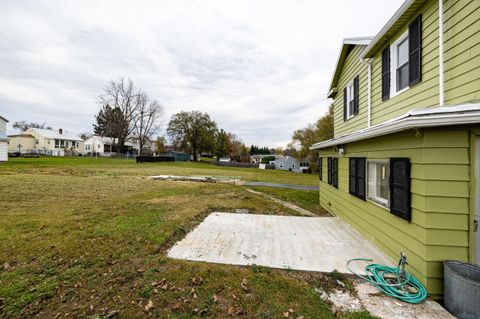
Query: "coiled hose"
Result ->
[[347, 256, 427, 304]]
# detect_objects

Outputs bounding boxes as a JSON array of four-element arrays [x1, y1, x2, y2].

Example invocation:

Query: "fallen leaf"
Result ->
[[137, 268, 145, 273], [232, 293, 238, 300], [289, 308, 294, 313], [283, 311, 290, 318], [172, 303, 180, 310], [296, 316, 305, 319], [213, 294, 219, 303], [161, 284, 168, 290], [144, 299, 153, 312], [241, 278, 248, 291], [235, 308, 244, 316], [227, 306, 235, 316], [193, 293, 198, 299]]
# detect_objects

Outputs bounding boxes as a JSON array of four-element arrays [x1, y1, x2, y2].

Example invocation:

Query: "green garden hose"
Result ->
[[347, 255, 427, 304]]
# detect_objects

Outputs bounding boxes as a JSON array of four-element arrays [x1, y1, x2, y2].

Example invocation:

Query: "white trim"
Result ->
[[390, 31, 410, 98], [439, 0, 445, 106], [310, 103, 480, 150], [345, 80, 355, 120], [360, 0, 418, 59], [367, 160, 390, 208]]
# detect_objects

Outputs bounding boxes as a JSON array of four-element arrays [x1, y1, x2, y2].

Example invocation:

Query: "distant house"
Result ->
[[84, 135, 157, 156], [165, 151, 191, 162], [0, 116, 8, 161], [250, 154, 282, 164], [8, 128, 84, 156], [271, 156, 309, 173], [7, 133, 35, 153], [84, 136, 134, 156]]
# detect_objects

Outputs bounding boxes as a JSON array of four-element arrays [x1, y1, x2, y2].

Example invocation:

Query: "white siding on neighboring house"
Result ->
[[0, 116, 9, 161]]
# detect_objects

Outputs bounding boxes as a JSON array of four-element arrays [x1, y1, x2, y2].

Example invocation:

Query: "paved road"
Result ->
[[244, 181, 318, 191]]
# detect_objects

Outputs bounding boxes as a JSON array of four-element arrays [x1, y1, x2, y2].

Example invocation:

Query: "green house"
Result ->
[[311, 0, 480, 298]]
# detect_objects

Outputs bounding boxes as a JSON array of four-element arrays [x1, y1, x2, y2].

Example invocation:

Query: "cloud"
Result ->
[[0, 0, 404, 146]]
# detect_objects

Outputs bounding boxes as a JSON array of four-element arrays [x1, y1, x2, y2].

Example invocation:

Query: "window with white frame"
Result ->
[[391, 31, 409, 95], [86, 145, 90, 151], [345, 81, 355, 119], [367, 160, 390, 207]]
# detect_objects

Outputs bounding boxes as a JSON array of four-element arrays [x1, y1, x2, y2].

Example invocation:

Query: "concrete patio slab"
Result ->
[[168, 212, 393, 274]]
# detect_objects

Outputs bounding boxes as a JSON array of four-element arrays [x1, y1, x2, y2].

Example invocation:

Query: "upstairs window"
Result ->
[[381, 15, 422, 100], [343, 76, 359, 121], [394, 34, 409, 92]]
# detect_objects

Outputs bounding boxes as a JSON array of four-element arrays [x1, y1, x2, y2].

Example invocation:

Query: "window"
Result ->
[[55, 140, 59, 148], [86, 145, 90, 151], [98, 144, 101, 149], [292, 162, 295, 168], [328, 157, 338, 188], [382, 15, 422, 100], [367, 160, 390, 207], [343, 76, 359, 121], [349, 158, 366, 200], [60, 140, 65, 148], [391, 31, 409, 95]]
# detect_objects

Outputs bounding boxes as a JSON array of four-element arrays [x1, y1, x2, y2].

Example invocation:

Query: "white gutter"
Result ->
[[310, 104, 480, 150], [438, 0, 445, 106]]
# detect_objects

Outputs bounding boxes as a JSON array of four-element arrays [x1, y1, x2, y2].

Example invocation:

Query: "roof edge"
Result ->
[[310, 103, 480, 150], [360, 0, 417, 58]]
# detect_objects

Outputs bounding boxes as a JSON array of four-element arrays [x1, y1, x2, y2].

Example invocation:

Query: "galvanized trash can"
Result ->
[[443, 260, 480, 319]]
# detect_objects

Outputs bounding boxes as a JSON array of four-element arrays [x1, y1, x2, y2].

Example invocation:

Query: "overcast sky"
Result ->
[[0, 0, 404, 146]]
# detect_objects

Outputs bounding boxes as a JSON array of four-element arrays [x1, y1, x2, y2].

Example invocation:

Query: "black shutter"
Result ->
[[343, 87, 347, 121], [332, 158, 338, 188], [327, 157, 332, 185], [353, 76, 359, 115], [356, 158, 366, 200], [349, 158, 357, 195], [381, 46, 390, 101], [409, 15, 422, 86], [390, 158, 411, 221], [349, 157, 366, 200], [319, 157, 323, 181]]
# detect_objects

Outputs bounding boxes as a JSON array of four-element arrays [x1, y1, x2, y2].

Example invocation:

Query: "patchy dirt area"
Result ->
[[318, 280, 455, 319]]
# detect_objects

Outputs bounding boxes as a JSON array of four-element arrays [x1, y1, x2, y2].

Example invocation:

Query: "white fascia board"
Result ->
[[310, 104, 480, 150], [360, 0, 417, 59]]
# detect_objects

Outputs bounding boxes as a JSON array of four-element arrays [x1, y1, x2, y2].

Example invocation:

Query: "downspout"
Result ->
[[361, 58, 373, 127], [438, 0, 445, 106]]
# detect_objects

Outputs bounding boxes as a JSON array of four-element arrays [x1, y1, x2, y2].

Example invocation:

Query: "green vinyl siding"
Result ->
[[332, 0, 480, 137], [333, 45, 369, 138], [318, 127, 472, 298], [444, 0, 480, 104]]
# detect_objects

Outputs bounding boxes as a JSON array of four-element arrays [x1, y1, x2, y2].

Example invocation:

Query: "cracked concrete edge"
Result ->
[[245, 188, 318, 217]]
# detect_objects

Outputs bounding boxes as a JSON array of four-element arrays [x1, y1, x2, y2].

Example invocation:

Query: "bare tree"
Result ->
[[134, 95, 164, 155], [97, 78, 144, 154]]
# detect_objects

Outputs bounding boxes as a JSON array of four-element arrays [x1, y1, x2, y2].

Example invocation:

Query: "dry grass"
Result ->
[[0, 157, 375, 318]]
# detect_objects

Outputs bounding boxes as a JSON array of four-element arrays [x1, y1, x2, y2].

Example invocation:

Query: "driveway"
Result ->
[[168, 212, 392, 274]]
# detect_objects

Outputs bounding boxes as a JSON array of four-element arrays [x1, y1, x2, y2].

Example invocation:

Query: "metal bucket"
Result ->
[[443, 260, 480, 319]]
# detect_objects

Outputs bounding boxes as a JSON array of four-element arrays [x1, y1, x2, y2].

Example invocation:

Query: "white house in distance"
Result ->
[[271, 156, 310, 173], [0, 115, 9, 161], [8, 128, 84, 156], [84, 135, 157, 156]]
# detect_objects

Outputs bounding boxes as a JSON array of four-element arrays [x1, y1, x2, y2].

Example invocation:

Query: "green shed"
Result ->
[[166, 151, 191, 162]]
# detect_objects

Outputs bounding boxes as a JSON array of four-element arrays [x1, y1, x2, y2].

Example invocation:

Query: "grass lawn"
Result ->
[[0, 157, 375, 318], [247, 187, 328, 216]]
